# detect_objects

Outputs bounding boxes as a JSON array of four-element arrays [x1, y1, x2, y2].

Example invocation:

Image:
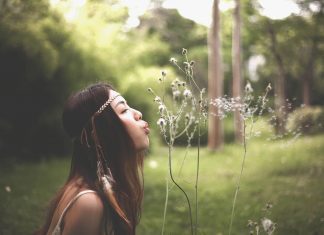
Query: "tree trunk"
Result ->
[[208, 0, 224, 150], [232, 0, 243, 143], [267, 21, 287, 135], [302, 37, 317, 106]]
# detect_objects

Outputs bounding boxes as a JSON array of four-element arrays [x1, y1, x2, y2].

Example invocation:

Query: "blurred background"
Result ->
[[0, 0, 323, 234]]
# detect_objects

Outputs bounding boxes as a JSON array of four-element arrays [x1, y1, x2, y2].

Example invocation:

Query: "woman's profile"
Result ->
[[35, 83, 150, 235]]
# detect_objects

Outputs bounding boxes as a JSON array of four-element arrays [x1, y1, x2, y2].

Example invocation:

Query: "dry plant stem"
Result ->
[[195, 121, 201, 235], [228, 120, 247, 235], [168, 143, 194, 235], [178, 147, 189, 177], [161, 179, 169, 235]]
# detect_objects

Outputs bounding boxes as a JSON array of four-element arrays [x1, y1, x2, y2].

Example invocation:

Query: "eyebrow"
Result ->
[[114, 100, 127, 108]]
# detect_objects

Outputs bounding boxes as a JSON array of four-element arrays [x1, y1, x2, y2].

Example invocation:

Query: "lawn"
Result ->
[[1, 134, 324, 235]]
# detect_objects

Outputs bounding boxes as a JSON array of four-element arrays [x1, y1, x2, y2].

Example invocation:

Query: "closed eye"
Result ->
[[121, 108, 130, 114]]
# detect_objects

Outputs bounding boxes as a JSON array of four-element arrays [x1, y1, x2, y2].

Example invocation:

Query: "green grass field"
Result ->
[[1, 134, 324, 235]]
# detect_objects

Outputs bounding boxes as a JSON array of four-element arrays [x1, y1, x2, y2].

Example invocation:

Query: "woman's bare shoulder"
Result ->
[[63, 191, 105, 234], [73, 191, 104, 213]]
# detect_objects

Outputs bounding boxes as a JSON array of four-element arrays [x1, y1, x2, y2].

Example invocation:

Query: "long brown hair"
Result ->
[[35, 83, 144, 235]]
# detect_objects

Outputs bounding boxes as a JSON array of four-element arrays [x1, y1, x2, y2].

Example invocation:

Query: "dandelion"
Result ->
[[190, 60, 195, 66], [182, 48, 187, 55], [157, 118, 166, 127], [161, 70, 167, 77], [147, 88, 153, 93], [261, 218, 276, 235]]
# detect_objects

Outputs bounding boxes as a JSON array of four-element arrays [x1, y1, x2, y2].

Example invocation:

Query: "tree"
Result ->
[[266, 20, 287, 135], [208, 0, 224, 150], [232, 0, 243, 143]]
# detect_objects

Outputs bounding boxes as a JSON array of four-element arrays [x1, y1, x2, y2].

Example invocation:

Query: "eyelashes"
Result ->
[[121, 108, 130, 114]]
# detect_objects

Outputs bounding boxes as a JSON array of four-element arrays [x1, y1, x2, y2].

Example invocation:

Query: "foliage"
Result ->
[[286, 106, 324, 135], [0, 0, 170, 159], [1, 135, 324, 234], [0, 0, 323, 157]]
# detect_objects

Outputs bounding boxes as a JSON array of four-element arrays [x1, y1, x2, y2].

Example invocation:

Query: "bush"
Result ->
[[286, 106, 324, 135]]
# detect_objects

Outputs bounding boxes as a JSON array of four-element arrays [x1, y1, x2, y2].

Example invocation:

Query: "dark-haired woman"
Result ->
[[35, 83, 150, 235]]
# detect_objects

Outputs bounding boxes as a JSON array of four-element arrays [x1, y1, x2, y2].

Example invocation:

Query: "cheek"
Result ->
[[120, 118, 138, 138], [120, 118, 149, 150]]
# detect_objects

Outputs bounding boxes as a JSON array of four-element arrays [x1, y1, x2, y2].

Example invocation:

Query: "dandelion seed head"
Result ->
[[183, 89, 192, 98], [169, 57, 177, 64], [157, 118, 166, 127], [154, 96, 161, 103], [173, 90, 181, 99], [182, 48, 187, 55], [158, 104, 165, 113], [161, 70, 166, 77], [247, 220, 254, 228], [245, 82, 254, 93], [261, 218, 276, 235]]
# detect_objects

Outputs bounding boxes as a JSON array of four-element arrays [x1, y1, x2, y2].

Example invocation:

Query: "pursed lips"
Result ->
[[143, 121, 150, 134]]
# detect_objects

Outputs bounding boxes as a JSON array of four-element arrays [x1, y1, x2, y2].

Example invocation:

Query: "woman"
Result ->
[[35, 83, 150, 235]]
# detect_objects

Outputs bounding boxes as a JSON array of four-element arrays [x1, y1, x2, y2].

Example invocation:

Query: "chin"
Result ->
[[136, 140, 149, 152]]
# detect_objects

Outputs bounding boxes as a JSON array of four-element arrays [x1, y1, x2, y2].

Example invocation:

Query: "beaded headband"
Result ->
[[96, 94, 120, 114]]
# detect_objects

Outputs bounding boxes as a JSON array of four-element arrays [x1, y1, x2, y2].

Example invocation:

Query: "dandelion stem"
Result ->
[[228, 120, 247, 235]]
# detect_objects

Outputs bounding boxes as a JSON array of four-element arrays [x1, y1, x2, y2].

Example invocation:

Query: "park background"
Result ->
[[0, 0, 323, 234]]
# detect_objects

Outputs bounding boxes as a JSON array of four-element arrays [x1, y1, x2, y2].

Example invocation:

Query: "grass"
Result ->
[[1, 134, 324, 235]]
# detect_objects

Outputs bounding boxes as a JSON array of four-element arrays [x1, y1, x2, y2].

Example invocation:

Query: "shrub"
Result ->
[[286, 106, 324, 135]]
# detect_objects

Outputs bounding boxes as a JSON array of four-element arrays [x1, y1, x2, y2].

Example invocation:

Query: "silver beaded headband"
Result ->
[[96, 94, 120, 114]]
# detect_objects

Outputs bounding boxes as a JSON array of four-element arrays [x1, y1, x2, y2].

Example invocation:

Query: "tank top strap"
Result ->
[[51, 190, 97, 235]]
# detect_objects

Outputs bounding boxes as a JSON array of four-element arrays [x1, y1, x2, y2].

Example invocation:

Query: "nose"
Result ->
[[132, 108, 142, 120]]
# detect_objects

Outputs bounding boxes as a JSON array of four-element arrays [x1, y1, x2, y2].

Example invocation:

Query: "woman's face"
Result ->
[[110, 90, 150, 151]]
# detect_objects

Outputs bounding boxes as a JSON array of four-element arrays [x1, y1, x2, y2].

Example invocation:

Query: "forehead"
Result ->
[[109, 90, 126, 108]]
